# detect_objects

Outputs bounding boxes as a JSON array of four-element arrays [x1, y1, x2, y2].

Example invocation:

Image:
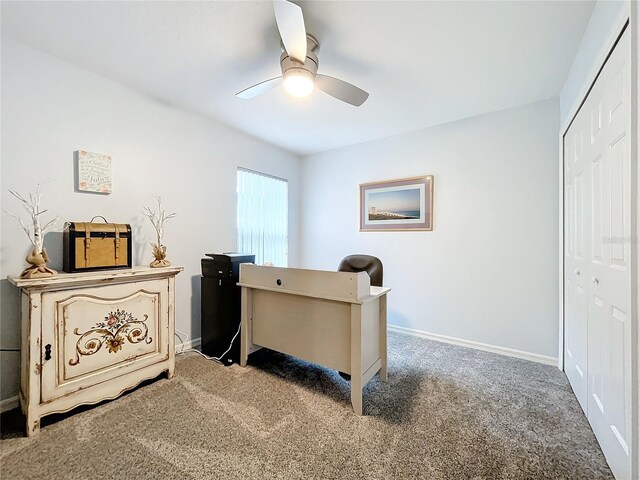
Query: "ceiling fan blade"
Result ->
[[315, 74, 369, 106], [236, 76, 283, 99], [273, 0, 307, 63]]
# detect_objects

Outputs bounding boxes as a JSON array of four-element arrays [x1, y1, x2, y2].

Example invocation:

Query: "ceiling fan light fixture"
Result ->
[[283, 68, 314, 97], [236, 1, 368, 106]]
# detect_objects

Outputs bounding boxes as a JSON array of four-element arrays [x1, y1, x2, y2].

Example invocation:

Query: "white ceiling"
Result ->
[[1, 1, 595, 156]]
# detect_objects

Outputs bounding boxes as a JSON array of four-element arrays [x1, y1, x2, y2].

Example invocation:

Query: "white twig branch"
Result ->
[[2, 209, 35, 246], [142, 196, 176, 246], [8, 190, 35, 216], [41, 217, 58, 234], [4, 181, 59, 253]]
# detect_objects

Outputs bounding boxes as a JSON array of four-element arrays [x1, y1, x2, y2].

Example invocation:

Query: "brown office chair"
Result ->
[[337, 254, 383, 287]]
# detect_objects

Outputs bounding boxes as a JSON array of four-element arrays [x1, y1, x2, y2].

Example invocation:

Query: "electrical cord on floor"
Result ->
[[174, 329, 189, 355], [174, 324, 241, 365]]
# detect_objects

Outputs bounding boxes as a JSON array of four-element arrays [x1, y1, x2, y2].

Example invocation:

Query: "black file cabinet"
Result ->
[[200, 253, 255, 365]]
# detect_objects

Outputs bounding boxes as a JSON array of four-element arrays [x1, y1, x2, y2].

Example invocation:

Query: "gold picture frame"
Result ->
[[359, 175, 434, 231]]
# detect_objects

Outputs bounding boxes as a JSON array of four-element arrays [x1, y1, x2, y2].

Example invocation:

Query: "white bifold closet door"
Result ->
[[564, 28, 632, 480]]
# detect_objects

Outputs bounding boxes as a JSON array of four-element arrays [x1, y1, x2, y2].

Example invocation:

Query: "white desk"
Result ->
[[238, 264, 390, 415]]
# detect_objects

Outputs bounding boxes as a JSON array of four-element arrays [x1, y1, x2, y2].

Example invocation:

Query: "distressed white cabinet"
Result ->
[[8, 266, 182, 436]]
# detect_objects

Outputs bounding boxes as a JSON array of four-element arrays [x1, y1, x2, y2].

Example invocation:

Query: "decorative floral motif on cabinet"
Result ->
[[69, 308, 152, 365]]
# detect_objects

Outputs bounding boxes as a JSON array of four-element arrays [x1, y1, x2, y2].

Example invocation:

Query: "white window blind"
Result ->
[[237, 168, 288, 266]]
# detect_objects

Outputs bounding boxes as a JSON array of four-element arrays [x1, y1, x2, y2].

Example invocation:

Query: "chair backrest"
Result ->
[[337, 254, 383, 287]]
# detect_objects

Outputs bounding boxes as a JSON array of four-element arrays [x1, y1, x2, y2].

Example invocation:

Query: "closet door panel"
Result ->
[[583, 28, 632, 480], [587, 293, 606, 416], [564, 108, 590, 411], [591, 154, 604, 265], [609, 133, 629, 270]]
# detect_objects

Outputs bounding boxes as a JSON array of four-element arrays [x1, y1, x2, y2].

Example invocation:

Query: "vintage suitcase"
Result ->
[[63, 216, 132, 273]]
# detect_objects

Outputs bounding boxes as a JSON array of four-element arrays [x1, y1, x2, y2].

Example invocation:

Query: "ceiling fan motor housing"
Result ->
[[280, 34, 319, 78]]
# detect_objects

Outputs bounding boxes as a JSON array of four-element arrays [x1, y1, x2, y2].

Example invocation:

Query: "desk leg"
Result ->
[[379, 294, 388, 383], [350, 304, 363, 415], [240, 287, 252, 367]]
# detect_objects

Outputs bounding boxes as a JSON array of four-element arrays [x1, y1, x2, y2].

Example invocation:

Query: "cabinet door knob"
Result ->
[[44, 344, 52, 361], [592, 277, 599, 285], [575, 270, 581, 277]]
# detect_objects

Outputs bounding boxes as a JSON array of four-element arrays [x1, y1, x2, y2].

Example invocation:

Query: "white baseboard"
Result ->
[[0, 395, 19, 413], [176, 336, 201, 353], [388, 324, 558, 366]]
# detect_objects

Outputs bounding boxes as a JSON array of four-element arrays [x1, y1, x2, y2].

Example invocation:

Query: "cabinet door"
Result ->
[[40, 279, 169, 402]]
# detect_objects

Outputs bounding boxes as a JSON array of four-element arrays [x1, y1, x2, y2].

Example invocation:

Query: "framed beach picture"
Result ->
[[359, 176, 433, 231]]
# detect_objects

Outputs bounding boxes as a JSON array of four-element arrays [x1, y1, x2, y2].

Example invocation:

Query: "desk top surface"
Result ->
[[238, 282, 390, 304], [238, 264, 389, 304], [370, 286, 392, 297]]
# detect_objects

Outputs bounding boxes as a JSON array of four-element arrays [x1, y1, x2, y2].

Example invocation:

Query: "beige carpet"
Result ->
[[1, 332, 612, 479]]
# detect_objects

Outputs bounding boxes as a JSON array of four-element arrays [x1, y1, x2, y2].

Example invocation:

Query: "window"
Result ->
[[236, 168, 288, 266]]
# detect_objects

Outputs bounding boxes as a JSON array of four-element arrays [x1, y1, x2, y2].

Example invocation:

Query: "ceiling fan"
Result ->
[[236, 0, 369, 106]]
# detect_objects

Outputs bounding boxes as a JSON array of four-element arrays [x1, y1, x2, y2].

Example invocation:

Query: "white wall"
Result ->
[[0, 38, 301, 402], [559, 0, 628, 128], [299, 99, 560, 359]]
